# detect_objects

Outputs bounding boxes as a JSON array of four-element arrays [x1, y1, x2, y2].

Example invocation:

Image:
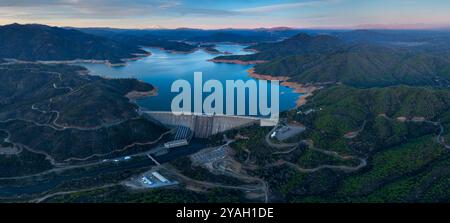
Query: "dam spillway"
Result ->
[[142, 111, 261, 138]]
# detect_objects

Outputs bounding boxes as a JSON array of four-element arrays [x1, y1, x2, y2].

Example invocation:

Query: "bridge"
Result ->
[[142, 111, 270, 138]]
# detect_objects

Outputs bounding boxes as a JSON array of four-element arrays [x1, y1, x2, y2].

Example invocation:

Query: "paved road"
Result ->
[[379, 114, 450, 149], [167, 165, 264, 193], [0, 130, 172, 180], [32, 184, 117, 203], [215, 158, 269, 203], [265, 123, 367, 173], [0, 68, 173, 171]]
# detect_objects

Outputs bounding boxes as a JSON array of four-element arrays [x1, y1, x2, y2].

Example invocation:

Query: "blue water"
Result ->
[[79, 44, 301, 115]]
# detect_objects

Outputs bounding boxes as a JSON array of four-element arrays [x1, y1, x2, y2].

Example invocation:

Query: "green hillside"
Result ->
[[0, 63, 166, 167], [214, 33, 343, 61], [253, 45, 450, 87], [214, 33, 450, 88], [0, 24, 146, 63], [297, 85, 450, 150], [227, 85, 450, 202]]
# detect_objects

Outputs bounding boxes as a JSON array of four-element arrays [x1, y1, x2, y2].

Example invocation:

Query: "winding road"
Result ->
[[32, 184, 117, 203], [378, 114, 450, 149], [0, 69, 174, 179], [265, 124, 367, 173]]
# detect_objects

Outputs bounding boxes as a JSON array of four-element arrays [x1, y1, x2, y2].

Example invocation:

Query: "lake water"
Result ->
[[80, 44, 301, 115]]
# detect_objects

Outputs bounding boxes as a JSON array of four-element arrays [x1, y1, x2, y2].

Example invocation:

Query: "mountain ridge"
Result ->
[[0, 23, 147, 64]]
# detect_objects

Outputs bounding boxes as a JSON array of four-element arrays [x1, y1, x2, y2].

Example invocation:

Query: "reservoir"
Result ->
[[80, 44, 302, 115]]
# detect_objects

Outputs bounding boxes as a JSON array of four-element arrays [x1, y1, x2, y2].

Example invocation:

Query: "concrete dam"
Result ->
[[142, 111, 261, 138]]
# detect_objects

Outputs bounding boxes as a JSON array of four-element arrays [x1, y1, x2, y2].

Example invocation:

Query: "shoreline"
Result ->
[[242, 48, 259, 53], [201, 48, 222, 55], [145, 46, 199, 55], [126, 87, 159, 103], [247, 68, 318, 107], [165, 48, 198, 54], [122, 52, 153, 61], [208, 59, 268, 65], [2, 52, 152, 67]]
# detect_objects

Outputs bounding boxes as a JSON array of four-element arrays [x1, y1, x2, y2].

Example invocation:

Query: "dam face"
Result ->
[[143, 111, 259, 138]]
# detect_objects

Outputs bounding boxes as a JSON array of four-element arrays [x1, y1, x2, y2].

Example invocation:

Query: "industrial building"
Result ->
[[152, 171, 169, 183], [136, 171, 177, 189]]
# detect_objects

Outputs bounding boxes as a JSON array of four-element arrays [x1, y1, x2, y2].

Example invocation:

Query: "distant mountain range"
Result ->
[[76, 27, 302, 43], [186, 32, 275, 44], [0, 24, 146, 64]]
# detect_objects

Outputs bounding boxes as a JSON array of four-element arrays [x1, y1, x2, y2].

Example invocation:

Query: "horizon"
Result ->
[[1, 0, 450, 30], [2, 22, 450, 31]]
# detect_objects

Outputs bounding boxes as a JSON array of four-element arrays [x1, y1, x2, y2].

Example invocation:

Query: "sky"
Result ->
[[1, 0, 450, 29]]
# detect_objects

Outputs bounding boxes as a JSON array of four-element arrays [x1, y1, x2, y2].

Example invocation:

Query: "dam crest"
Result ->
[[142, 111, 272, 138]]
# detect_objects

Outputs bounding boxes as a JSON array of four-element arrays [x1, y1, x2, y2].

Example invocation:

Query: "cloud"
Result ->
[[2, 0, 449, 29], [0, 0, 241, 19], [0, 0, 166, 7], [234, 0, 327, 13]]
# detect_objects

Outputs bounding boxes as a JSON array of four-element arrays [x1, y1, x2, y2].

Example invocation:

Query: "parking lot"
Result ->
[[272, 124, 306, 141], [127, 170, 178, 189], [190, 146, 229, 165]]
